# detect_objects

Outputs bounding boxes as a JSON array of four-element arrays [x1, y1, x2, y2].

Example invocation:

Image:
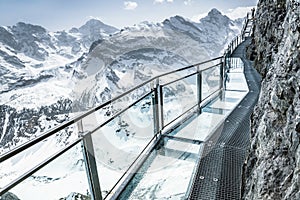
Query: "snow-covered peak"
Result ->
[[12, 22, 47, 35], [200, 8, 231, 25], [208, 8, 223, 16], [162, 15, 204, 42], [78, 19, 118, 35], [138, 21, 159, 27], [0, 19, 119, 109], [168, 15, 188, 22]]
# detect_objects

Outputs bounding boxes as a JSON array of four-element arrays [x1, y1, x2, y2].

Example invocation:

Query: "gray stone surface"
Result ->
[[0, 192, 20, 200], [243, 0, 300, 199]]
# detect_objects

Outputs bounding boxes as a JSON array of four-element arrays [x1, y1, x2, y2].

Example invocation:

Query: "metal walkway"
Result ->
[[188, 39, 261, 200]]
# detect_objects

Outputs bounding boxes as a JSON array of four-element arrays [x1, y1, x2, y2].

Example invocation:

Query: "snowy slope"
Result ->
[[0, 19, 118, 153], [0, 19, 118, 100]]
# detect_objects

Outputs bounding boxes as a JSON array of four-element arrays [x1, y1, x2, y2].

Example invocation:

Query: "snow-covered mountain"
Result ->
[[75, 9, 242, 108], [0, 19, 118, 153], [0, 19, 118, 95]]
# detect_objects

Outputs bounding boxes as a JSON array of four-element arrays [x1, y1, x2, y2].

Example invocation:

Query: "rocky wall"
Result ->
[[243, 0, 300, 199]]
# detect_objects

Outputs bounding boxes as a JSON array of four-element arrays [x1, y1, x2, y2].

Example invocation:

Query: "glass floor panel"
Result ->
[[207, 91, 247, 110], [226, 73, 248, 91], [226, 57, 248, 91], [170, 112, 225, 141], [118, 138, 201, 200]]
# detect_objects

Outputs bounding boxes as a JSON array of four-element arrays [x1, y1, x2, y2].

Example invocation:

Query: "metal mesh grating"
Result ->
[[189, 143, 224, 200], [216, 146, 247, 200], [188, 39, 261, 200]]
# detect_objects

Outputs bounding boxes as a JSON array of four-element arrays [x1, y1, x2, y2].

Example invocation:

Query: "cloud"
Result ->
[[191, 12, 208, 22], [184, 0, 192, 5], [224, 6, 254, 19], [154, 0, 173, 4], [124, 1, 138, 10]]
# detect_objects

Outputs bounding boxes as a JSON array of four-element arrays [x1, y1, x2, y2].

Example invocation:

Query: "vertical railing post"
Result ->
[[152, 79, 160, 137], [82, 132, 103, 200], [228, 51, 231, 69], [220, 57, 226, 101], [233, 38, 235, 50], [234, 38, 236, 50], [77, 119, 84, 135], [197, 66, 202, 114], [159, 84, 164, 130], [77, 120, 103, 200], [220, 59, 224, 90]]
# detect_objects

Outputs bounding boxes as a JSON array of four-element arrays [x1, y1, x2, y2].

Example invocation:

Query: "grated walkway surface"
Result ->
[[188, 39, 261, 200]]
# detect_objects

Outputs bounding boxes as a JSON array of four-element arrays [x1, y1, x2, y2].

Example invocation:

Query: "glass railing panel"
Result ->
[[196, 58, 221, 72], [162, 73, 198, 127], [118, 137, 201, 199], [81, 104, 113, 133], [158, 69, 193, 86], [0, 98, 75, 155], [0, 126, 79, 190], [81, 83, 152, 133], [201, 65, 221, 100], [0, 142, 91, 200], [90, 92, 155, 198], [111, 83, 152, 114], [228, 57, 244, 71]]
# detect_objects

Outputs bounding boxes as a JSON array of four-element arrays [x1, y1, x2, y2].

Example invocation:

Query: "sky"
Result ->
[[0, 0, 258, 31]]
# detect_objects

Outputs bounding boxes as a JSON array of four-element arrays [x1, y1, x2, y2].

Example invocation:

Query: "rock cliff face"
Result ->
[[243, 0, 300, 199]]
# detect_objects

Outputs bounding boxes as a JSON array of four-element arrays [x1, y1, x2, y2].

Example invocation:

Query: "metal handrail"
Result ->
[[0, 138, 82, 195], [0, 57, 222, 164], [160, 63, 223, 129], [88, 90, 153, 135], [104, 128, 161, 199]]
